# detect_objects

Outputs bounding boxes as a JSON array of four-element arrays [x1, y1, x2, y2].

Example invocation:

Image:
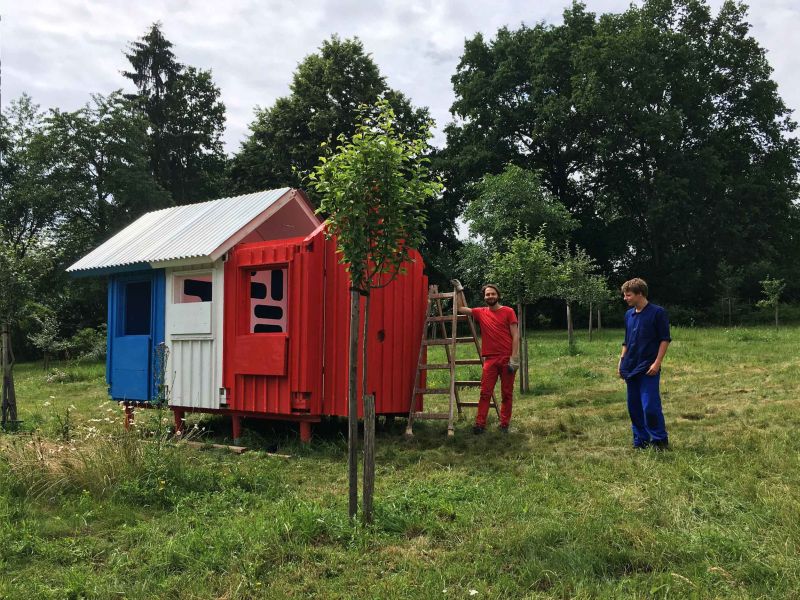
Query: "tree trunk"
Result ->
[[566, 302, 574, 348], [775, 304, 779, 329], [347, 289, 360, 519], [361, 293, 375, 524], [588, 302, 593, 342], [2, 323, 18, 428], [362, 394, 375, 525], [597, 307, 602, 332]]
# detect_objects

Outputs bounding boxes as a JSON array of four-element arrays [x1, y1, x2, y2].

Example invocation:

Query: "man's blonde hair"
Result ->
[[621, 278, 648, 298]]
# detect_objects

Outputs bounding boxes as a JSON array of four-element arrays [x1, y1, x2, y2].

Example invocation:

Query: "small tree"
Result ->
[[583, 275, 612, 341], [27, 308, 64, 370], [717, 261, 742, 326], [757, 277, 786, 329], [488, 232, 555, 392], [0, 247, 45, 428], [553, 245, 597, 348], [309, 99, 442, 522]]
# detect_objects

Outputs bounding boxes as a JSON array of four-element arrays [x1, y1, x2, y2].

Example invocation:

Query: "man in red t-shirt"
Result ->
[[454, 282, 520, 433]]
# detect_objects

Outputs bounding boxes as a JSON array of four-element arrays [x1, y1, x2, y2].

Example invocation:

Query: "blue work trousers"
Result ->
[[626, 372, 668, 447]]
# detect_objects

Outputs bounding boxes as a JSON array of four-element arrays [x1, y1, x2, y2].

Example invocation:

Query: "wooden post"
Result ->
[[517, 302, 524, 394], [1, 323, 18, 428], [566, 302, 574, 348], [360, 294, 374, 517], [124, 404, 134, 430], [362, 394, 375, 524], [348, 289, 360, 519], [588, 302, 593, 342], [520, 304, 529, 394]]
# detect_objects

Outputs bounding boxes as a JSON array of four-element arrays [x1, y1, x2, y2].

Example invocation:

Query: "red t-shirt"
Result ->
[[472, 305, 517, 357]]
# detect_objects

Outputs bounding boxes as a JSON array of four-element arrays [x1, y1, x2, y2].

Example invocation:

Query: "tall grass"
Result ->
[[1, 327, 799, 599]]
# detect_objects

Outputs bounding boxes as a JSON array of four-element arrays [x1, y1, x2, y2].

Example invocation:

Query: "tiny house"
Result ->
[[67, 188, 427, 441]]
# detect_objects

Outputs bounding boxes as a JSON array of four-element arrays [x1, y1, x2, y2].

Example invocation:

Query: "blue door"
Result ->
[[107, 271, 165, 402]]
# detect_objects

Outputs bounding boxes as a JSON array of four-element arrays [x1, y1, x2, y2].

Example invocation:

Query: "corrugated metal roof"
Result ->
[[67, 188, 292, 273]]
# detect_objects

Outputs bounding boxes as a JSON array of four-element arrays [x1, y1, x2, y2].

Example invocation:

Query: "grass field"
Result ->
[[1, 326, 799, 599]]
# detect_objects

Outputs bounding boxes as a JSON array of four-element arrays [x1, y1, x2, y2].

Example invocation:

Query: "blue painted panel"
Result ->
[[107, 270, 166, 402], [111, 335, 151, 400]]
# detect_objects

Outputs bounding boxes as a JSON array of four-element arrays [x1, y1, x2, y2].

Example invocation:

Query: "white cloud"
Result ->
[[4, 0, 798, 154]]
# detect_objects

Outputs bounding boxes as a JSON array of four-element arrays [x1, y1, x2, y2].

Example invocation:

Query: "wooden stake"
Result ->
[[566, 302, 574, 348], [2, 323, 18, 428], [362, 394, 375, 524]]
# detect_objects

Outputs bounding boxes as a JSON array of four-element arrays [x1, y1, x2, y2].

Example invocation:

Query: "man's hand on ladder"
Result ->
[[450, 279, 464, 292]]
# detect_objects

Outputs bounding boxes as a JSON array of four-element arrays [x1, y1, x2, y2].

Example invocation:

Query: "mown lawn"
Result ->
[[1, 326, 799, 599]]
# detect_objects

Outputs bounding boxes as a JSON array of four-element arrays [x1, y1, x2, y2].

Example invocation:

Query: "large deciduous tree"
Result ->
[[124, 22, 228, 204], [231, 36, 457, 276], [443, 0, 800, 306], [45, 92, 171, 335], [232, 36, 429, 197], [465, 165, 577, 253]]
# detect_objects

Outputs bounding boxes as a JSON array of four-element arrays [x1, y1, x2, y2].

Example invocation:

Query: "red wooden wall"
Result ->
[[223, 226, 426, 418]]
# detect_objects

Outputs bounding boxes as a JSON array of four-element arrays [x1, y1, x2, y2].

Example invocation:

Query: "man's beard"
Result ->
[[485, 297, 498, 306]]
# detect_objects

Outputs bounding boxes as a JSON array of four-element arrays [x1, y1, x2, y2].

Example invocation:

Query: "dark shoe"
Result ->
[[652, 439, 670, 451], [472, 425, 486, 435], [499, 425, 509, 434], [633, 442, 650, 450]]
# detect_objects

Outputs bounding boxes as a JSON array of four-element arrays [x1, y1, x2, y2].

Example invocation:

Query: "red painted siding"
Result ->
[[223, 226, 426, 418]]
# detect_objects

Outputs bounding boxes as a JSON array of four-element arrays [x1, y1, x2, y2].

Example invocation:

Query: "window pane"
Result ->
[[174, 274, 212, 303], [250, 268, 287, 333], [125, 281, 151, 335]]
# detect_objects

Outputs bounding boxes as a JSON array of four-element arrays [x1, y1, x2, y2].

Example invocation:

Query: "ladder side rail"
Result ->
[[406, 285, 435, 435]]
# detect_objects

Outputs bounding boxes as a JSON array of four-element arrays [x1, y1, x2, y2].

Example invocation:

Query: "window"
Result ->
[[250, 268, 287, 333], [174, 274, 212, 303], [124, 280, 151, 335]]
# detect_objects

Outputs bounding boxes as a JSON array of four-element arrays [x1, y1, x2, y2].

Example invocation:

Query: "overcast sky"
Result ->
[[4, 0, 799, 152]]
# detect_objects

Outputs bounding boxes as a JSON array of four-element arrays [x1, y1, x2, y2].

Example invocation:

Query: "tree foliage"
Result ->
[[232, 36, 430, 200], [309, 99, 442, 290], [488, 234, 556, 307], [443, 0, 800, 305], [757, 276, 786, 328], [47, 92, 171, 256], [124, 22, 228, 204], [465, 165, 577, 252]]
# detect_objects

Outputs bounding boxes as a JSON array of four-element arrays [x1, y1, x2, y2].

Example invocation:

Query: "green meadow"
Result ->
[[2, 326, 799, 599]]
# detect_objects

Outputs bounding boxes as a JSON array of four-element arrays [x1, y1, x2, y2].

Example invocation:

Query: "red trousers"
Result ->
[[476, 355, 515, 428]]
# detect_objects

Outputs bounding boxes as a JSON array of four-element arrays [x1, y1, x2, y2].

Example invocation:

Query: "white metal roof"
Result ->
[[67, 188, 309, 274]]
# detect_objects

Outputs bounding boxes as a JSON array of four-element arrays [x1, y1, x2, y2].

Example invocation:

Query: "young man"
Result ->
[[454, 282, 520, 434], [618, 278, 671, 449]]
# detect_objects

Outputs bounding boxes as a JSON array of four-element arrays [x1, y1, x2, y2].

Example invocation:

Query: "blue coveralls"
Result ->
[[620, 303, 671, 447]]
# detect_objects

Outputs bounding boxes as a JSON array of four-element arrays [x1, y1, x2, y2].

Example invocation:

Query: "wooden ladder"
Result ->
[[405, 284, 497, 437]]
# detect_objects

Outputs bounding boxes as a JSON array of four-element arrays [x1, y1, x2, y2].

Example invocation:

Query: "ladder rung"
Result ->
[[456, 337, 477, 343], [415, 387, 451, 395], [419, 363, 451, 370], [455, 359, 483, 365], [458, 401, 497, 408], [413, 412, 450, 420], [423, 339, 456, 345], [455, 380, 483, 387], [426, 315, 468, 322], [429, 293, 456, 300]]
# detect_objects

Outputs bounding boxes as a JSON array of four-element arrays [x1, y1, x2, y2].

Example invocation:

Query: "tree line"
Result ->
[[2, 0, 799, 362]]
